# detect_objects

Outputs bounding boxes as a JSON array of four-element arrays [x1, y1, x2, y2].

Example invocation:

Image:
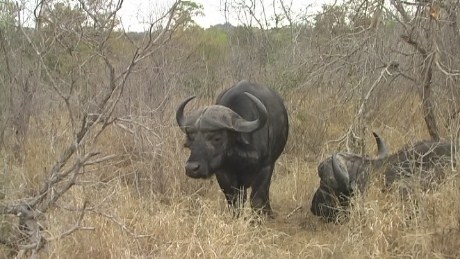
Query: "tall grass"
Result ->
[[1, 89, 459, 258]]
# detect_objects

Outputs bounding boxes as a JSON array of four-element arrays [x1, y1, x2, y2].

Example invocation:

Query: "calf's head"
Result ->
[[176, 93, 268, 179], [311, 132, 388, 221], [311, 154, 353, 221]]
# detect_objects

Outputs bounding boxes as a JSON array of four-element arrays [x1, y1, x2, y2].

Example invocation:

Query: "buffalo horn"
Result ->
[[372, 131, 389, 159], [232, 92, 268, 133], [176, 96, 196, 131]]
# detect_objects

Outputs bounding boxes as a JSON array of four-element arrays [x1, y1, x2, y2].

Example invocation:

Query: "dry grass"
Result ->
[[1, 92, 459, 258]]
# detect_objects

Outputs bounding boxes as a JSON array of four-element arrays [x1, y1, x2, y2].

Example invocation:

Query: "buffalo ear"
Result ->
[[236, 133, 251, 146], [231, 133, 259, 161], [332, 154, 351, 193]]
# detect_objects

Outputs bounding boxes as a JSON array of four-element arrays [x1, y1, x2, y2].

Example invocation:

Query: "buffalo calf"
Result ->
[[311, 133, 455, 222]]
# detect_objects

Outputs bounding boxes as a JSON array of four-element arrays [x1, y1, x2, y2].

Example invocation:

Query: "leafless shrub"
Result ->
[[0, 0, 189, 256]]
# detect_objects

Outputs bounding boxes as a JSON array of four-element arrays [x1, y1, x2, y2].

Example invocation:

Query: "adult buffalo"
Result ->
[[176, 80, 289, 216], [311, 132, 454, 222]]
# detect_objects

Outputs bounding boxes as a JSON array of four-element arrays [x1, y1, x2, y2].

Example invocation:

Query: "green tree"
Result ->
[[174, 0, 204, 29]]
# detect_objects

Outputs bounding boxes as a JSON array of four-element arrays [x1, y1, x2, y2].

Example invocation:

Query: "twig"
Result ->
[[84, 154, 118, 166], [47, 202, 95, 242], [327, 64, 390, 152], [286, 206, 302, 219], [434, 58, 460, 76], [16, 204, 44, 255], [89, 210, 154, 239], [355, 63, 389, 119]]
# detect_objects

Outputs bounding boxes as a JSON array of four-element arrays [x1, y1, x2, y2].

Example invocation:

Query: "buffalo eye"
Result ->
[[187, 132, 196, 141], [207, 133, 223, 145], [212, 135, 222, 144], [184, 132, 196, 147]]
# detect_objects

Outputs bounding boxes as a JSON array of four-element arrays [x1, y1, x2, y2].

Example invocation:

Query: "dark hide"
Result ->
[[311, 134, 455, 222], [176, 80, 289, 216], [383, 140, 454, 193]]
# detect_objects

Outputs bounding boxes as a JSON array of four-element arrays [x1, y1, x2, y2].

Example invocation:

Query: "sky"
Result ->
[[118, 0, 333, 32]]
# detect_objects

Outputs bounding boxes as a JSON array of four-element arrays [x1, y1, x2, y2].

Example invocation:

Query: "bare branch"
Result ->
[[391, 0, 411, 23], [286, 206, 302, 219], [47, 202, 95, 242], [401, 34, 428, 55], [435, 58, 460, 76], [326, 63, 391, 152], [84, 154, 119, 166], [89, 209, 154, 239]]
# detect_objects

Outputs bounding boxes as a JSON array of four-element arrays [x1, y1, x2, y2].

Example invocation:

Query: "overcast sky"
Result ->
[[118, 0, 333, 31]]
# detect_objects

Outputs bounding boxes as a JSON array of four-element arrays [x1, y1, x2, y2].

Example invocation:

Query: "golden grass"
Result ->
[[1, 92, 459, 258]]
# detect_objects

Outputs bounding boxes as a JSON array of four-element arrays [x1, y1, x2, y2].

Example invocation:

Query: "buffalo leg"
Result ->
[[215, 172, 246, 217], [249, 164, 274, 216]]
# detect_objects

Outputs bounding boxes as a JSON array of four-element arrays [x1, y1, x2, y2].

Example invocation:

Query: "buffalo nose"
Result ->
[[185, 162, 200, 174]]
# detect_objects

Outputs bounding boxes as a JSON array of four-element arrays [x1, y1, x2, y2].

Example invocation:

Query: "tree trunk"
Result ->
[[421, 55, 440, 141], [400, 31, 440, 141], [12, 74, 35, 160]]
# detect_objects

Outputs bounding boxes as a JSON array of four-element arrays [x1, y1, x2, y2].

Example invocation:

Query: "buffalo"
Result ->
[[176, 80, 289, 216], [311, 132, 455, 222]]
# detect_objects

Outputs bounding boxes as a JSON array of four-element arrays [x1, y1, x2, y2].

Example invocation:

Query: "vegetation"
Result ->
[[0, 0, 459, 257]]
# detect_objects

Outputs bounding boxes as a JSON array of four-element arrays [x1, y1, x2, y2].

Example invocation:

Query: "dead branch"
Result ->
[[0, 203, 46, 256], [326, 63, 391, 152], [435, 58, 460, 76], [47, 202, 95, 242], [401, 34, 428, 56], [89, 209, 154, 239], [84, 154, 119, 166], [286, 206, 302, 219], [391, 0, 411, 24]]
